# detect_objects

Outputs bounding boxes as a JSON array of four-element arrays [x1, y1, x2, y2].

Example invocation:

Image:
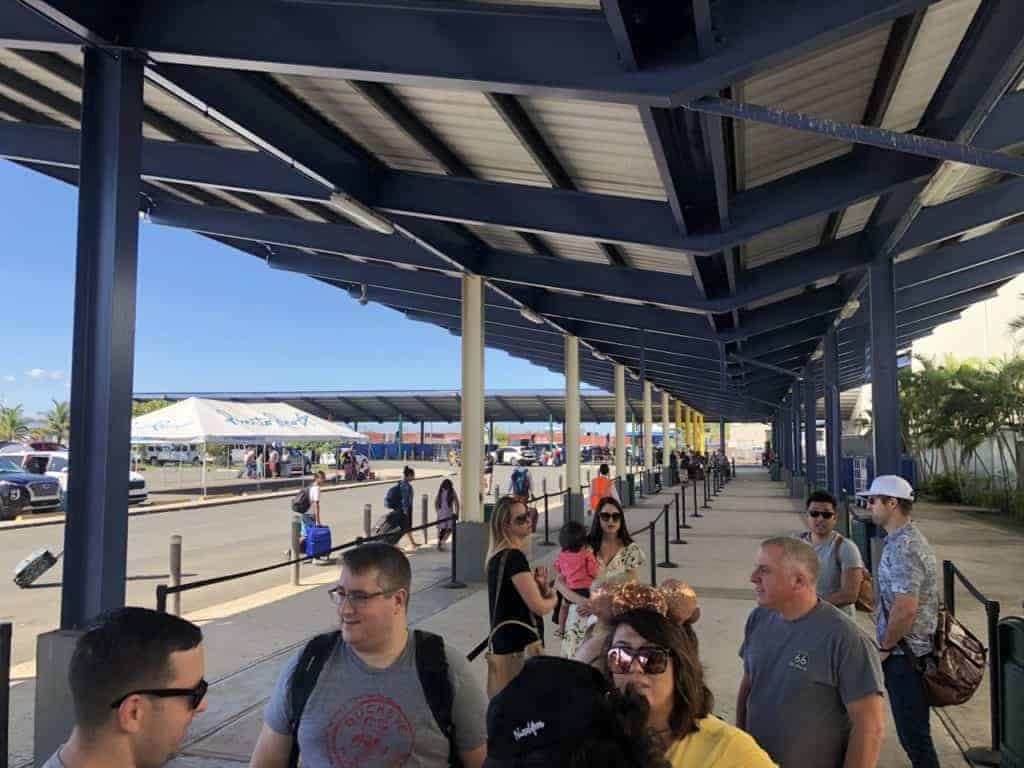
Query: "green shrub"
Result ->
[[919, 473, 962, 503]]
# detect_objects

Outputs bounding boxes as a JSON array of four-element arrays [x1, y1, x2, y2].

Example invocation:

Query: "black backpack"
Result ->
[[287, 630, 461, 768], [385, 482, 403, 510], [290, 488, 310, 515]]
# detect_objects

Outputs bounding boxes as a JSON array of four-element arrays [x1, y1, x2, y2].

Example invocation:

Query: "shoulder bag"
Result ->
[[899, 607, 987, 707], [485, 550, 542, 698], [833, 533, 874, 612]]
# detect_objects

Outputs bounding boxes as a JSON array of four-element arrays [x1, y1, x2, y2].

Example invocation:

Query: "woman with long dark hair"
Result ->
[[434, 478, 459, 550], [558, 496, 645, 659]]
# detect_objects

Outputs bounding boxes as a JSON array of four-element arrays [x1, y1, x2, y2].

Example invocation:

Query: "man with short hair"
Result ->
[[737, 537, 884, 767], [798, 490, 866, 617], [296, 471, 327, 556], [863, 475, 940, 768], [250, 543, 488, 768], [43, 607, 207, 768]]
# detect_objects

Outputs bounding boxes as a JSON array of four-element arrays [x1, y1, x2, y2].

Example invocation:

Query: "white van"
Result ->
[[143, 444, 200, 466]]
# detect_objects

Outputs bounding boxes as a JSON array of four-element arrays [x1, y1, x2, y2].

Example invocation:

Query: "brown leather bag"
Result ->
[[902, 607, 987, 707], [833, 533, 874, 612]]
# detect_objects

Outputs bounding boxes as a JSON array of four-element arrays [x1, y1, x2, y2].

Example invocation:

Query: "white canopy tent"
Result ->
[[131, 397, 365, 494]]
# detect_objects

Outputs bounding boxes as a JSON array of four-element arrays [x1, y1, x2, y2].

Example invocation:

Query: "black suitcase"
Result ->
[[14, 548, 61, 588], [373, 510, 407, 545]]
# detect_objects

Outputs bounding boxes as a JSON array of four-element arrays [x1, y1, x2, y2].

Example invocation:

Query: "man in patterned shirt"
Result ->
[[862, 475, 939, 768]]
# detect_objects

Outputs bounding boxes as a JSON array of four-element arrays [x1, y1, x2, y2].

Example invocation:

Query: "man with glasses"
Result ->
[[737, 537, 884, 767], [42, 607, 207, 768], [251, 542, 488, 768], [862, 475, 939, 768], [797, 490, 866, 617]]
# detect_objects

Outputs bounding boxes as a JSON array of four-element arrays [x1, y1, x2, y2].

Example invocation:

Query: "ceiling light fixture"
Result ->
[[628, 369, 640, 381], [357, 284, 368, 305], [591, 348, 609, 362], [328, 192, 395, 235], [519, 307, 545, 325], [837, 298, 861, 322]]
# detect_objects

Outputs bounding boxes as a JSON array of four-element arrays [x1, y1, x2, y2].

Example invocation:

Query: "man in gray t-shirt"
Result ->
[[798, 490, 866, 617], [250, 543, 488, 768], [738, 537, 884, 768]]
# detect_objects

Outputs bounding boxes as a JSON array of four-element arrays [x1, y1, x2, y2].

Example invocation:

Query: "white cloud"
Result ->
[[2, 375, 13, 383], [26, 368, 62, 380]]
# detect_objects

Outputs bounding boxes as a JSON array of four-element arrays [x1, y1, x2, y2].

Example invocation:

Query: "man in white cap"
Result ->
[[861, 475, 939, 768]]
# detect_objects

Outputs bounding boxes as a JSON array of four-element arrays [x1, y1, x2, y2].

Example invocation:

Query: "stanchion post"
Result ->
[[702, 472, 711, 509], [156, 584, 167, 614], [363, 503, 372, 538], [672, 492, 688, 543], [648, 522, 657, 587], [986, 600, 1002, 754], [659, 505, 679, 568], [693, 477, 702, 517], [421, 493, 429, 542], [444, 515, 466, 589], [169, 535, 182, 616], [541, 487, 554, 547], [291, 516, 302, 586], [943, 560, 956, 616]]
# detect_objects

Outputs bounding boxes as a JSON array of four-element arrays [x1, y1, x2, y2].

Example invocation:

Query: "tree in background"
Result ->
[[42, 399, 70, 444], [0, 404, 30, 442], [132, 399, 170, 417]]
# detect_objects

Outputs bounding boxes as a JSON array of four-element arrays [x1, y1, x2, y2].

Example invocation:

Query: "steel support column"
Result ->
[[565, 335, 582, 522], [824, 328, 843, 497], [804, 376, 818, 490], [642, 381, 654, 470], [614, 363, 627, 482], [61, 49, 144, 630], [869, 256, 901, 474], [661, 391, 670, 468], [781, 398, 792, 470], [792, 384, 803, 476], [720, 417, 727, 456], [460, 274, 484, 523]]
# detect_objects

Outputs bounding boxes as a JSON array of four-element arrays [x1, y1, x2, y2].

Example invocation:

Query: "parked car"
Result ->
[[143, 443, 201, 466], [0, 449, 147, 506], [281, 447, 312, 476], [0, 455, 61, 520]]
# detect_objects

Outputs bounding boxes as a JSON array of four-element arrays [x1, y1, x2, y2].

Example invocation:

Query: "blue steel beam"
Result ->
[[493, 396, 527, 424], [18, 0, 942, 106], [62, 49, 144, 629], [804, 376, 818, 486]]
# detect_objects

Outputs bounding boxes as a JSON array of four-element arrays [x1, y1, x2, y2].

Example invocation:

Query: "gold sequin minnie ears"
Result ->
[[590, 580, 699, 625]]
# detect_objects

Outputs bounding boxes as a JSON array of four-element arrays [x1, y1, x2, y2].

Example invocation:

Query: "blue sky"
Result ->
[[0, 160, 581, 425]]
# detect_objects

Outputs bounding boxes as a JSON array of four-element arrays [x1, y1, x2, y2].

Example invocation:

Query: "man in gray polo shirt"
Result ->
[[737, 537, 884, 767]]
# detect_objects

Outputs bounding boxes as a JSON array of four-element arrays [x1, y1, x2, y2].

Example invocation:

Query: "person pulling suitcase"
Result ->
[[291, 471, 331, 563]]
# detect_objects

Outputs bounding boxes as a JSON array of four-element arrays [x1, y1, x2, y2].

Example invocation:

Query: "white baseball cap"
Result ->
[[857, 474, 914, 501]]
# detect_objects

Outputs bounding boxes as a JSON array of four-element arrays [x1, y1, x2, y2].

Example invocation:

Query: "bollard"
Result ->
[[444, 515, 466, 589], [659, 505, 679, 568], [671, 492, 687, 544], [586, 469, 591, 486], [1, 621, 9, 766], [421, 493, 429, 543], [291, 516, 302, 586], [558, 475, 563, 493], [541, 486, 554, 546], [363, 503, 372, 538], [648, 523, 657, 587], [169, 535, 182, 616], [693, 476, 703, 517], [680, 488, 692, 530], [156, 584, 167, 613]]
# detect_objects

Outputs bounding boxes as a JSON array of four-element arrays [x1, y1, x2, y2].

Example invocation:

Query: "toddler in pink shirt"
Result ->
[[552, 520, 600, 637]]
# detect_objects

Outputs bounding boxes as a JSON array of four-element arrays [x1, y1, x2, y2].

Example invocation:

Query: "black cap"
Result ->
[[484, 657, 612, 766]]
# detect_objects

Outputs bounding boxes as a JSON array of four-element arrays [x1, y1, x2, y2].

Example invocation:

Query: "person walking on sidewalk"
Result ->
[[863, 475, 940, 768], [251, 543, 488, 768], [42, 607, 208, 768], [386, 466, 421, 552], [737, 537, 884, 768], [588, 463, 620, 515], [797, 490, 866, 617], [435, 477, 460, 551]]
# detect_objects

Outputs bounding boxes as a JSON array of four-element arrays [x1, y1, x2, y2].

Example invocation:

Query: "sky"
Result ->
[[0, 159, 577, 425]]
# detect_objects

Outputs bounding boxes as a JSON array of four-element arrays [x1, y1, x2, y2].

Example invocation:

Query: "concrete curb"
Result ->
[[0, 471, 455, 532]]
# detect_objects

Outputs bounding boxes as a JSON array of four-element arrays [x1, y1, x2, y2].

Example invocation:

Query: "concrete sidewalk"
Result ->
[[14, 469, 1006, 767]]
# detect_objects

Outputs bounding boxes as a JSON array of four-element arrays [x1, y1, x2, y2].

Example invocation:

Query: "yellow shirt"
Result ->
[[665, 714, 777, 768]]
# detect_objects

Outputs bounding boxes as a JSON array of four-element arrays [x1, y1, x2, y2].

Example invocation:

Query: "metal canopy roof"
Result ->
[[132, 389, 671, 426], [3, 0, 1024, 420]]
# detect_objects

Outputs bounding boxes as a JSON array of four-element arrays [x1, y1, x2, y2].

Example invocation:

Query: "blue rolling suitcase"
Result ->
[[305, 525, 332, 558]]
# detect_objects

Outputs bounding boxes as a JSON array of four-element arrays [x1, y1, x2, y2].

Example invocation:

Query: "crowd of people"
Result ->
[[44, 472, 940, 768]]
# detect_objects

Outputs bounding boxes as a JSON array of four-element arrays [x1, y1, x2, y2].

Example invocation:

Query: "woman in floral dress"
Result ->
[[558, 497, 645, 659]]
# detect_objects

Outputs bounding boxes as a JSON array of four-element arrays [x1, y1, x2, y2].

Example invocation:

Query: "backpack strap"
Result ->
[[287, 630, 340, 768], [414, 630, 461, 768]]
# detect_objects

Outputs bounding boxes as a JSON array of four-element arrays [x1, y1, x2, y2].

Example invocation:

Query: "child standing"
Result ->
[[551, 521, 600, 639]]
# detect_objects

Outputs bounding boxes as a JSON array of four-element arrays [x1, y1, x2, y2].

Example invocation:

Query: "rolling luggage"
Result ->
[[14, 548, 61, 588], [373, 510, 407, 545], [304, 525, 332, 558]]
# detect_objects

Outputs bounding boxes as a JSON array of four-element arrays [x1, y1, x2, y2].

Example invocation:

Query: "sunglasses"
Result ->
[[607, 646, 671, 675], [111, 678, 208, 710], [512, 513, 531, 524], [807, 510, 835, 519], [328, 586, 396, 607], [599, 512, 622, 522]]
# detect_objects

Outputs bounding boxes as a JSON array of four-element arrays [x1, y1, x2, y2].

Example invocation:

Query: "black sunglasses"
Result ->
[[599, 511, 622, 522], [807, 510, 835, 519], [607, 646, 671, 675], [512, 513, 531, 524], [111, 678, 208, 710]]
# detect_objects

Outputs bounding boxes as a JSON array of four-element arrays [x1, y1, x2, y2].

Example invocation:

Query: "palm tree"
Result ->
[[0, 404, 30, 442], [43, 399, 70, 444]]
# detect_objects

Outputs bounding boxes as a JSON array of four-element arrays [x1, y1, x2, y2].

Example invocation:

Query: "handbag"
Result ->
[[485, 551, 542, 698], [833, 533, 874, 612], [898, 607, 986, 707]]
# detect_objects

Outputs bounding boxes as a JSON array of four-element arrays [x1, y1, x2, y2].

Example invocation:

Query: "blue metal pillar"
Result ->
[[869, 254, 901, 475], [719, 417, 726, 455], [804, 375, 817, 490], [61, 50, 144, 630], [791, 383, 803, 476], [824, 328, 843, 497], [782, 397, 793, 471]]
